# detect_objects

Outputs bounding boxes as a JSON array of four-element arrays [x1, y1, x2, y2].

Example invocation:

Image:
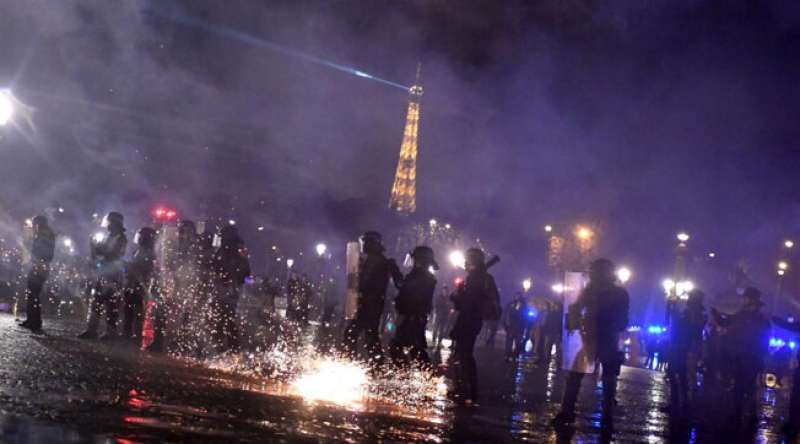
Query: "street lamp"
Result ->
[[551, 283, 565, 294], [287, 258, 295, 269], [429, 219, 437, 227], [616, 267, 632, 284], [0, 90, 14, 126], [544, 225, 553, 233], [662, 279, 676, 294], [576, 226, 593, 240], [449, 250, 466, 269], [785, 240, 795, 249], [522, 278, 532, 292], [677, 232, 690, 243], [778, 261, 789, 276], [316, 243, 327, 257]]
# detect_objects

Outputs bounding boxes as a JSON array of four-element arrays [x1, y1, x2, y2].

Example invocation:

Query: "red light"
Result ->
[[166, 210, 177, 219], [454, 277, 463, 286]]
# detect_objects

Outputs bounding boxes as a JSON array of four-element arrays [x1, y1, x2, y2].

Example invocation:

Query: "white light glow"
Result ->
[[291, 357, 368, 406], [63, 238, 73, 248], [0, 90, 13, 126], [449, 250, 466, 269], [616, 267, 632, 283], [544, 224, 553, 233], [677, 232, 690, 243], [228, 219, 236, 226], [315, 243, 327, 257], [286, 258, 294, 269], [93, 232, 106, 244], [662, 279, 676, 293], [551, 283, 566, 293], [786, 240, 795, 249], [522, 278, 532, 292]]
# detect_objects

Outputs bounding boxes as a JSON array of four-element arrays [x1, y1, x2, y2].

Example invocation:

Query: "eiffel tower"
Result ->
[[388, 65, 423, 214]]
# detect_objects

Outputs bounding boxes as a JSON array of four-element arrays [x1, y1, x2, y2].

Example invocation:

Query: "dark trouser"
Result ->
[[731, 361, 760, 422], [211, 298, 240, 353], [25, 264, 50, 328], [86, 278, 122, 334], [343, 300, 384, 363], [433, 314, 449, 346], [667, 349, 688, 409], [560, 352, 623, 418], [122, 284, 145, 341], [391, 315, 430, 367], [452, 318, 483, 401], [505, 327, 525, 357]]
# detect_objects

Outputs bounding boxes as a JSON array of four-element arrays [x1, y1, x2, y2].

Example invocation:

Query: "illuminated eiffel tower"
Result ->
[[388, 65, 423, 214]]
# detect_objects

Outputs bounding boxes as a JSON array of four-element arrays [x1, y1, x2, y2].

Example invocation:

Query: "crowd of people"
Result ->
[[11, 212, 800, 438]]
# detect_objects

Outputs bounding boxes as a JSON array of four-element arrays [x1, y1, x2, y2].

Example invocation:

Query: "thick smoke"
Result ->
[[1, 1, 800, 321]]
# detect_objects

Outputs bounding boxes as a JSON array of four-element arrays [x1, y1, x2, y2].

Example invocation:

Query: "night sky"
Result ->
[[2, 1, 800, 320]]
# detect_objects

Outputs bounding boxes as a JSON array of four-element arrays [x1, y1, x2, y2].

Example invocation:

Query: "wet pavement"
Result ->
[[0, 313, 794, 443]]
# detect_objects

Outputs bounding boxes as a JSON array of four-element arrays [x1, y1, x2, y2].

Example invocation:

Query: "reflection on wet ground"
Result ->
[[0, 314, 794, 442]]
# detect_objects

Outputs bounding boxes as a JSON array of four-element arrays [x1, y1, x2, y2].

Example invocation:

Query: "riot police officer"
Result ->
[[79, 212, 128, 340], [19, 215, 55, 333], [210, 225, 251, 353], [343, 231, 403, 365], [390, 246, 438, 368], [122, 227, 157, 343], [450, 248, 500, 405], [553, 258, 629, 427]]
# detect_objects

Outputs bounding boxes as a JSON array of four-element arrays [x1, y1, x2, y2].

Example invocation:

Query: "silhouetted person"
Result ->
[[450, 248, 500, 405], [210, 225, 251, 353], [553, 258, 629, 427], [19, 215, 55, 333], [711, 287, 770, 428], [666, 289, 706, 412], [391, 246, 437, 368], [343, 231, 402, 366], [503, 292, 529, 360], [79, 212, 127, 340], [122, 227, 156, 343], [432, 286, 452, 348]]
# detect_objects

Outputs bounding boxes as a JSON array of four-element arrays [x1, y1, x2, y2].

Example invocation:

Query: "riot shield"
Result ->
[[561, 271, 595, 373], [344, 241, 360, 320]]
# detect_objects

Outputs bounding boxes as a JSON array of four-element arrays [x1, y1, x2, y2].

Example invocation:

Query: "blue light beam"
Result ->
[[146, 9, 411, 92]]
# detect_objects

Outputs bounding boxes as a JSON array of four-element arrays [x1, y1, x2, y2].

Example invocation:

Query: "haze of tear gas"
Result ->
[[1, 1, 800, 316]]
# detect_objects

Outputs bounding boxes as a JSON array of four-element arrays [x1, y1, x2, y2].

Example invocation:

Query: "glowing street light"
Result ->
[[662, 279, 676, 293], [429, 219, 437, 227], [0, 90, 14, 126], [522, 278, 532, 292], [449, 250, 466, 269], [316, 243, 327, 257], [785, 240, 795, 249], [616, 267, 632, 284], [63, 238, 73, 248], [286, 258, 295, 269], [551, 283, 566, 294], [676, 280, 694, 298], [93, 232, 106, 244], [677, 232, 690, 243], [228, 219, 236, 226], [544, 225, 553, 233], [708, 252, 716, 258], [576, 226, 593, 240]]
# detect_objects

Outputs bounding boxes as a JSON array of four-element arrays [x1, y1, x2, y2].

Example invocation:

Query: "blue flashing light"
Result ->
[[527, 309, 538, 320], [790, 341, 797, 350], [647, 325, 666, 335], [770, 337, 787, 348]]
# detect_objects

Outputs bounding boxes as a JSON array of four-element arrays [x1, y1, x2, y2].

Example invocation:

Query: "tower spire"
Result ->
[[389, 64, 423, 214]]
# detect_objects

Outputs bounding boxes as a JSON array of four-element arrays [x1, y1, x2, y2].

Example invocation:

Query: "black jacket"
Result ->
[[395, 267, 436, 318], [31, 228, 55, 263], [358, 252, 402, 304]]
